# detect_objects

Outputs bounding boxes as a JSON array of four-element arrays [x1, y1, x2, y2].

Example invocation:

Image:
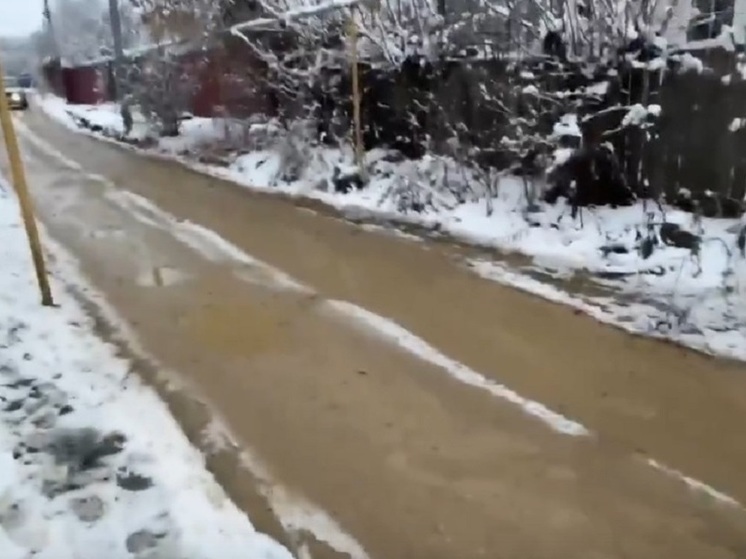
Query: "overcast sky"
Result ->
[[0, 0, 44, 38]]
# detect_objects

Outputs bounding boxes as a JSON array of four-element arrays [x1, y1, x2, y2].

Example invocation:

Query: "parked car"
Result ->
[[4, 76, 28, 110]]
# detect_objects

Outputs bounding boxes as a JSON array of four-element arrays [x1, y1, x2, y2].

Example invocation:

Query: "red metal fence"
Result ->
[[42, 60, 110, 105], [41, 43, 271, 118]]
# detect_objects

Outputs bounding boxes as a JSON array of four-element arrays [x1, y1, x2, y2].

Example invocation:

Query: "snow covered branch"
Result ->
[[230, 0, 364, 33]]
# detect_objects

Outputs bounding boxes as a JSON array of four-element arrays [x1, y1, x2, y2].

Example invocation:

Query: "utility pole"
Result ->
[[0, 62, 54, 306], [42, 0, 59, 60], [347, 13, 366, 182], [107, 0, 133, 134]]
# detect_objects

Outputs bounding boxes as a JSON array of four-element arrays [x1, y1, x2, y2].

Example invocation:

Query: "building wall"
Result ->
[[733, 0, 746, 43]]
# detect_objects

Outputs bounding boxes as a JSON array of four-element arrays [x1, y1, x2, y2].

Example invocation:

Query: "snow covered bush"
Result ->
[[125, 48, 202, 137], [109, 0, 745, 222]]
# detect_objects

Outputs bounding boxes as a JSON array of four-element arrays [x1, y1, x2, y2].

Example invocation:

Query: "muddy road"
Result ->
[[3, 107, 746, 558]]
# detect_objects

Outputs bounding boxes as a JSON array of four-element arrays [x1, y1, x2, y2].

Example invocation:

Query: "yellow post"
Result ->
[[0, 62, 54, 306], [347, 12, 366, 181]]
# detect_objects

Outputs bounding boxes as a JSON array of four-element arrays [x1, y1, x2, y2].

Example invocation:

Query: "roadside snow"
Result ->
[[40, 96, 234, 155], [41, 100, 151, 142], [468, 259, 746, 361], [0, 181, 292, 558], [38, 96, 746, 360]]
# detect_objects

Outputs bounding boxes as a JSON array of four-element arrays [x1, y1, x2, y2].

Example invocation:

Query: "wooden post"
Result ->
[[348, 13, 366, 181], [0, 62, 54, 306]]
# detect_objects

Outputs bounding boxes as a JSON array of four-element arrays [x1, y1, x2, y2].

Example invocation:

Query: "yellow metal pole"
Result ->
[[0, 62, 54, 306], [348, 13, 366, 181]]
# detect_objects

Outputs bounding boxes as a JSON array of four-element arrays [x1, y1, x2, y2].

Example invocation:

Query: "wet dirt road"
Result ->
[[4, 107, 746, 558]]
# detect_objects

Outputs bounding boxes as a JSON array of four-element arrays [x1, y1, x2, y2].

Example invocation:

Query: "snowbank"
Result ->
[[40, 96, 238, 156], [37, 96, 746, 360], [42, 100, 151, 142], [0, 180, 291, 558]]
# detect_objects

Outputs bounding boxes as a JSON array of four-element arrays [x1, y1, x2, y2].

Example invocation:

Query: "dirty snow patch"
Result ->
[[200, 418, 371, 559], [324, 300, 589, 436], [106, 190, 312, 294], [646, 458, 742, 509], [469, 259, 746, 362]]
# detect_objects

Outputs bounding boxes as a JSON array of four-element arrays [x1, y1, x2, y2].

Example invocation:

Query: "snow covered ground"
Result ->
[[38, 96, 746, 360], [0, 179, 292, 557]]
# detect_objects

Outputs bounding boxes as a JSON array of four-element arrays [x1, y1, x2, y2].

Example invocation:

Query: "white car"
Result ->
[[4, 77, 28, 110]]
